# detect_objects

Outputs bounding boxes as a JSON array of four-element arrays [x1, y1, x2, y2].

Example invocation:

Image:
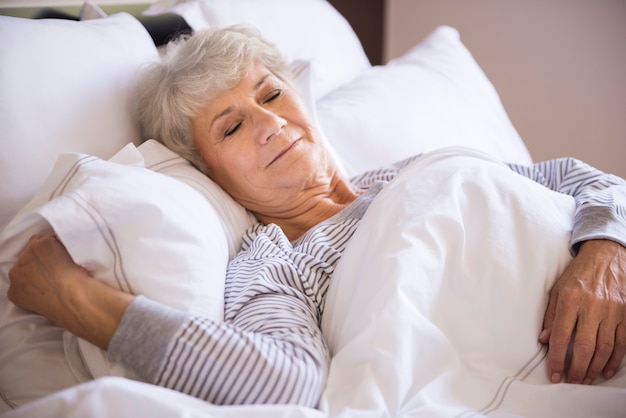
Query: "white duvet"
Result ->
[[321, 148, 626, 417], [4, 148, 626, 418]]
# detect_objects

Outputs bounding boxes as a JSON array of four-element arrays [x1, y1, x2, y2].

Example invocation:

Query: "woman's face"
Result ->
[[191, 61, 334, 217]]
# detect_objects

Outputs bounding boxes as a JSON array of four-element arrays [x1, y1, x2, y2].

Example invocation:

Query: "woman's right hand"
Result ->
[[8, 232, 88, 324], [8, 232, 133, 350]]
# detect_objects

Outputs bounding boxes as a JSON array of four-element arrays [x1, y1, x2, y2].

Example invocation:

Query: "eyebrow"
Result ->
[[210, 74, 272, 128]]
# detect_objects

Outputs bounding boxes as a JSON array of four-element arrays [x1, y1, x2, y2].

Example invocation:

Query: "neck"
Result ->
[[254, 176, 361, 241]]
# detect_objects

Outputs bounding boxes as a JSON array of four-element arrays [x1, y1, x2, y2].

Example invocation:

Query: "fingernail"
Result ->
[[605, 369, 615, 379], [538, 329, 549, 342], [583, 378, 592, 385], [551, 372, 561, 383]]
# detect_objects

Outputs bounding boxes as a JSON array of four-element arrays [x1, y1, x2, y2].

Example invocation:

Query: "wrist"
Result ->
[[63, 274, 134, 350], [578, 239, 622, 254]]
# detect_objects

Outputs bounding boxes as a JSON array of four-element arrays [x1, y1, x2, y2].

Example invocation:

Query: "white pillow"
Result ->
[[57, 144, 237, 380], [316, 26, 533, 176], [144, 0, 371, 100], [0, 13, 159, 234], [0, 13, 158, 411], [0, 140, 250, 407], [138, 139, 256, 259], [290, 60, 349, 177]]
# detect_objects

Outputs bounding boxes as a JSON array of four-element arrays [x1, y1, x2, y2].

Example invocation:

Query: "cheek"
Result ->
[[204, 145, 256, 187]]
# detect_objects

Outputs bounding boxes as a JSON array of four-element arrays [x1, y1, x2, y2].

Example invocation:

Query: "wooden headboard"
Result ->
[[329, 0, 385, 65]]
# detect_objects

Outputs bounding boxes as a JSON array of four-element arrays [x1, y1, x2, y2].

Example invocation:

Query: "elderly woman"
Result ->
[[8, 26, 626, 407]]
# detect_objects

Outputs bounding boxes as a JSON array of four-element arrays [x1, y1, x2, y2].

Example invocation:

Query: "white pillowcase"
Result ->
[[54, 142, 247, 380], [0, 13, 159, 234], [144, 0, 371, 100], [39, 146, 229, 323], [316, 26, 533, 176], [138, 140, 256, 259], [0, 13, 159, 411]]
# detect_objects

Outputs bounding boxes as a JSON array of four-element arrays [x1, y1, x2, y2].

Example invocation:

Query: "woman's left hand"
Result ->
[[540, 239, 626, 384]]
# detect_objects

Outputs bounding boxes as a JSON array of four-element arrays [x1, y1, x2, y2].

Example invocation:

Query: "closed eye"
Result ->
[[264, 89, 283, 103], [224, 121, 242, 137]]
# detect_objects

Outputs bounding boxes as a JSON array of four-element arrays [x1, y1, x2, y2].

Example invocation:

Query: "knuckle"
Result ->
[[558, 286, 579, 302], [572, 340, 595, 357], [595, 341, 614, 358], [550, 327, 572, 345]]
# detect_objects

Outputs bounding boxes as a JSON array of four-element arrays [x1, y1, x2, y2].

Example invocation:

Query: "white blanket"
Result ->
[[321, 148, 626, 417], [4, 148, 626, 417]]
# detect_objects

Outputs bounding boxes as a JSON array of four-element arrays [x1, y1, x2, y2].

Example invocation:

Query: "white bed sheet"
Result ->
[[0, 377, 323, 418]]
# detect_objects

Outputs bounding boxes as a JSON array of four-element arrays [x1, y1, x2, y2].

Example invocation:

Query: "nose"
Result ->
[[255, 107, 286, 145]]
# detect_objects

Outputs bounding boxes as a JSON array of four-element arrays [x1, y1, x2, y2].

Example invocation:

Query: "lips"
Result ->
[[267, 138, 301, 167]]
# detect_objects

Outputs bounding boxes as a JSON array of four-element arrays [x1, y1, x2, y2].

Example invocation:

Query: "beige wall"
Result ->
[[385, 0, 626, 178]]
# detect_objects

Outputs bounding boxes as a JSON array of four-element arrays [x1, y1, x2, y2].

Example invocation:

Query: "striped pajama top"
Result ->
[[108, 155, 626, 408]]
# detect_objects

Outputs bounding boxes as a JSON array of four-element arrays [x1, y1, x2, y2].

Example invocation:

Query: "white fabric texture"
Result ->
[[0, 377, 325, 418], [321, 147, 626, 417], [137, 140, 256, 259], [316, 26, 533, 177], [0, 142, 240, 406], [144, 0, 371, 100], [0, 13, 158, 233]]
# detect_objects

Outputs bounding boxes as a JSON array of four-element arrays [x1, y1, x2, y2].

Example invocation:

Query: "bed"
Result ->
[[0, 1, 624, 417]]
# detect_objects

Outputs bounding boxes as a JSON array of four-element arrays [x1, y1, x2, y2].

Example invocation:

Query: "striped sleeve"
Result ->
[[506, 158, 626, 251], [110, 217, 363, 407]]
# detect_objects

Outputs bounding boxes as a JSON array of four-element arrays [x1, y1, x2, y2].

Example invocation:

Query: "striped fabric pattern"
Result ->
[[507, 157, 626, 248]]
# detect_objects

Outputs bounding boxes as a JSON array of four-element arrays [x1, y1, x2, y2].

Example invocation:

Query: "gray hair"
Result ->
[[134, 25, 293, 172]]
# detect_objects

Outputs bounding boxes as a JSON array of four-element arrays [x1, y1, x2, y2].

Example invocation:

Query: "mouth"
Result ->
[[267, 138, 301, 167]]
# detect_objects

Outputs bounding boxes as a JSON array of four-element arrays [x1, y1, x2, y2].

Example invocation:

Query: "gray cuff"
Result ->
[[108, 295, 189, 383], [571, 206, 626, 254]]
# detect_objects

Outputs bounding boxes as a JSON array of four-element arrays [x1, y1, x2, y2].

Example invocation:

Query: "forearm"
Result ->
[[109, 295, 329, 407], [108, 296, 188, 381], [57, 275, 134, 350]]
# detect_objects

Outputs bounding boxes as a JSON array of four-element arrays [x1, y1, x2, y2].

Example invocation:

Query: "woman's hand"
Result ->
[[8, 232, 133, 350], [540, 239, 626, 384], [8, 232, 88, 325]]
